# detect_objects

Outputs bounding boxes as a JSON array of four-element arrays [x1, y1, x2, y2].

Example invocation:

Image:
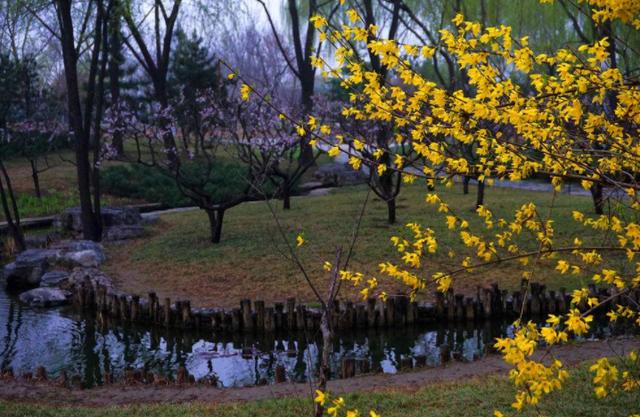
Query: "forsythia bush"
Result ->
[[244, 0, 640, 415]]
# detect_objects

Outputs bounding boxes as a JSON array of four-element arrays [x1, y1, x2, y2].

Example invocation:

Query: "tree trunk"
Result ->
[[299, 79, 315, 166], [476, 179, 485, 209], [387, 198, 396, 224], [283, 184, 291, 210], [463, 175, 470, 195], [30, 160, 41, 199], [0, 160, 26, 252], [314, 311, 333, 417], [590, 183, 604, 215], [57, 0, 102, 242], [206, 208, 225, 244]]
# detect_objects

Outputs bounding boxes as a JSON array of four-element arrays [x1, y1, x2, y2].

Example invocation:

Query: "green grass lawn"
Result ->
[[1, 362, 637, 417], [104, 181, 618, 308]]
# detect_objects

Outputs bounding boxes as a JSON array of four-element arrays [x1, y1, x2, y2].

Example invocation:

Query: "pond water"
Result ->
[[0, 286, 627, 388]]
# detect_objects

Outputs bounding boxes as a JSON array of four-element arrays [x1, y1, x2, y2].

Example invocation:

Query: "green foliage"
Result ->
[[0, 192, 79, 221], [101, 164, 190, 207], [101, 161, 251, 208], [170, 29, 219, 96], [177, 160, 249, 203]]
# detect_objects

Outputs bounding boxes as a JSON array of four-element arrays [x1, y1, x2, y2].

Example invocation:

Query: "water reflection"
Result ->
[[0, 287, 625, 388]]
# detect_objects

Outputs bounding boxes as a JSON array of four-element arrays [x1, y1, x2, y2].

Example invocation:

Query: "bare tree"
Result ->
[[256, 0, 339, 166], [48, 0, 111, 241]]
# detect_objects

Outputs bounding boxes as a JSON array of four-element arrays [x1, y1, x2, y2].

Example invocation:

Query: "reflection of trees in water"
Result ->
[[1, 297, 620, 388], [0, 301, 22, 370]]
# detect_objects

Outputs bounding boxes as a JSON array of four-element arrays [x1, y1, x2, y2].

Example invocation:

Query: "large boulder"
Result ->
[[66, 267, 114, 291], [40, 271, 70, 287], [53, 240, 106, 267], [18, 287, 70, 307], [2, 249, 59, 290], [56, 206, 143, 234]]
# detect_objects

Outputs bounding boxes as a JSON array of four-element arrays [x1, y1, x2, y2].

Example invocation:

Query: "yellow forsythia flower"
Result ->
[[296, 234, 305, 247], [314, 390, 326, 405], [240, 83, 251, 101]]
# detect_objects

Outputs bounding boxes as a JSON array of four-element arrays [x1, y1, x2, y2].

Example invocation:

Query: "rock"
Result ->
[[2, 249, 59, 290], [53, 240, 106, 266], [314, 162, 367, 186], [40, 271, 70, 287], [65, 250, 102, 267], [140, 213, 160, 226], [66, 267, 114, 291], [18, 287, 70, 307], [103, 225, 145, 241], [56, 206, 143, 234], [102, 206, 142, 227]]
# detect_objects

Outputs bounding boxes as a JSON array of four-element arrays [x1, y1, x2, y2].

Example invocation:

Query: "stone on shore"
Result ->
[[18, 287, 70, 307]]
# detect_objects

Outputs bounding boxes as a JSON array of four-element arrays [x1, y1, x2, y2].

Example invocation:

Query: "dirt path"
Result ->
[[0, 337, 637, 408]]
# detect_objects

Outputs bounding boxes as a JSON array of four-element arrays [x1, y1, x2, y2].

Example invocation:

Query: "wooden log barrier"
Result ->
[[286, 298, 296, 331], [255, 300, 265, 330]]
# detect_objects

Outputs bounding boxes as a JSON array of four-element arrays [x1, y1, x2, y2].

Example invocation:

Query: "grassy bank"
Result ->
[[0, 363, 637, 417], [104, 182, 613, 308]]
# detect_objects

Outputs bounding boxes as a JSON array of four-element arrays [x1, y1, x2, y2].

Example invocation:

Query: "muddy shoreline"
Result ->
[[0, 337, 637, 408]]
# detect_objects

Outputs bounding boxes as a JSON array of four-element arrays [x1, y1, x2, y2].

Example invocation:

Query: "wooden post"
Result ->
[[176, 366, 187, 384], [148, 292, 157, 323], [264, 307, 275, 332], [414, 355, 427, 368], [547, 290, 556, 314], [385, 297, 395, 326], [110, 294, 120, 318], [343, 302, 354, 329], [241, 299, 253, 331], [286, 298, 296, 331], [255, 300, 265, 331], [275, 365, 286, 383], [407, 301, 416, 325], [558, 288, 568, 313], [163, 298, 171, 327], [119, 295, 129, 321], [356, 304, 367, 328], [482, 288, 492, 318], [400, 356, 413, 370], [296, 304, 306, 330], [274, 303, 284, 330], [367, 298, 377, 327], [435, 291, 445, 319], [231, 308, 242, 332], [465, 297, 475, 321], [454, 294, 464, 320], [512, 291, 522, 316], [212, 311, 222, 332], [341, 358, 356, 378], [182, 301, 192, 328], [530, 283, 541, 316], [491, 283, 503, 316], [35, 366, 47, 381], [447, 289, 455, 321], [131, 295, 140, 322], [356, 359, 370, 374], [375, 299, 385, 327]]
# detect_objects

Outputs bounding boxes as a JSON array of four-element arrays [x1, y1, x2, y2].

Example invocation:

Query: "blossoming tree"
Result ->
[[242, 0, 640, 415]]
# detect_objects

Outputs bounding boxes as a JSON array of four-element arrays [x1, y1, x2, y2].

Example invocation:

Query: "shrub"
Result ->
[[101, 161, 256, 207]]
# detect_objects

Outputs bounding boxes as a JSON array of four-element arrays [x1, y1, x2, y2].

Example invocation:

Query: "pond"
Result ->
[[0, 286, 627, 388]]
